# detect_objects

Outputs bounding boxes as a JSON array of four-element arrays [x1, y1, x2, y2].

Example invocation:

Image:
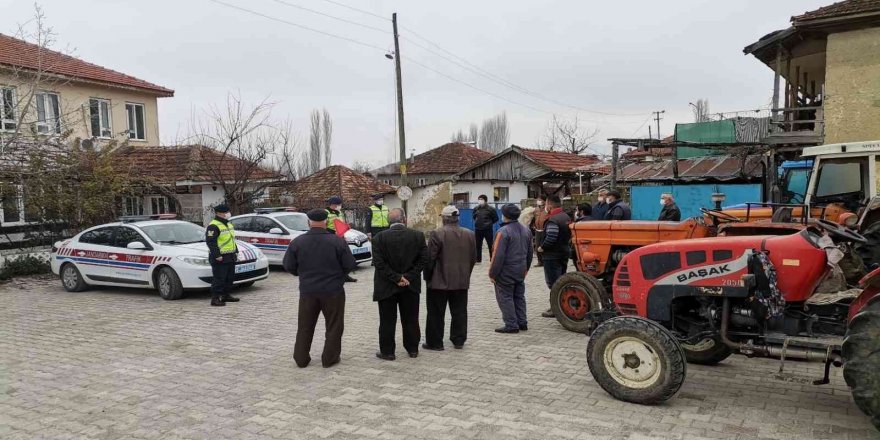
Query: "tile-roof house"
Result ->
[[291, 165, 396, 208], [117, 145, 280, 184], [373, 142, 493, 187], [792, 0, 880, 24]]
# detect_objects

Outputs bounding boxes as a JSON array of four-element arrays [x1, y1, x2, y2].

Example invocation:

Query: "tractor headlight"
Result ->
[[178, 256, 210, 266]]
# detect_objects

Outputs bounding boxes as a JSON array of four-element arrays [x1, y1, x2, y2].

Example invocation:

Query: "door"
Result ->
[[248, 216, 289, 264], [72, 226, 117, 283], [107, 226, 154, 286]]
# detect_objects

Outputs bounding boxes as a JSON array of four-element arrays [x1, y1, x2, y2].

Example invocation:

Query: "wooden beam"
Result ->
[[772, 44, 782, 121]]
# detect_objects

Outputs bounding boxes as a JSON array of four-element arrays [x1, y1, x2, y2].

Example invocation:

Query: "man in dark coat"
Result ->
[[591, 189, 609, 221], [538, 195, 571, 318], [423, 205, 476, 351], [604, 190, 632, 221], [490, 204, 533, 333], [658, 193, 682, 221], [283, 209, 357, 368], [372, 208, 429, 360], [472, 194, 499, 263], [575, 203, 592, 222], [531, 195, 548, 267], [205, 204, 239, 307]]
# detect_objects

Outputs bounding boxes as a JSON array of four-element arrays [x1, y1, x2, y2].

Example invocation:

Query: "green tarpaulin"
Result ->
[[674, 120, 735, 159]]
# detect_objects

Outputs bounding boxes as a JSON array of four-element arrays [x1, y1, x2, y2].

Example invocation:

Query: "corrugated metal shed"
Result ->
[[608, 154, 764, 183]]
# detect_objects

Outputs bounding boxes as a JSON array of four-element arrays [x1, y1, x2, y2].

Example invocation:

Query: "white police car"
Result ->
[[50, 215, 269, 300], [230, 208, 372, 265]]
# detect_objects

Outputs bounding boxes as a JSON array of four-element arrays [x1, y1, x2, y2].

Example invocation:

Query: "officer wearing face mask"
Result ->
[[205, 204, 240, 307], [366, 194, 390, 238]]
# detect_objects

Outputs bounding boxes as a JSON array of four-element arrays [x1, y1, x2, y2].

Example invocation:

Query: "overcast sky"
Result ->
[[4, 0, 829, 166]]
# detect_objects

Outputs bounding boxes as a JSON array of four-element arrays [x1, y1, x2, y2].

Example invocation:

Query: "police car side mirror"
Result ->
[[127, 241, 147, 250], [269, 228, 284, 235]]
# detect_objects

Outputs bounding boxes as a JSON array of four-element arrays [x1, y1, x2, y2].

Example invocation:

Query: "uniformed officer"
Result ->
[[326, 196, 343, 232], [366, 194, 390, 238], [205, 204, 240, 307]]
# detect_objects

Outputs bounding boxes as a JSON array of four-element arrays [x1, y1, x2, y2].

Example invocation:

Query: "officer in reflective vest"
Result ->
[[205, 204, 240, 306], [367, 194, 390, 238], [326, 196, 343, 232]]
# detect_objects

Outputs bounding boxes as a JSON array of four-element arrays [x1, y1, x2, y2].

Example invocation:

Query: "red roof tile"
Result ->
[[519, 147, 599, 172], [0, 33, 174, 97], [793, 0, 880, 23], [116, 145, 279, 184], [376, 142, 493, 175], [290, 165, 395, 208]]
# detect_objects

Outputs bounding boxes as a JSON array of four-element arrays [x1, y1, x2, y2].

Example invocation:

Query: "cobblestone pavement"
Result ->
[[2, 256, 878, 440]]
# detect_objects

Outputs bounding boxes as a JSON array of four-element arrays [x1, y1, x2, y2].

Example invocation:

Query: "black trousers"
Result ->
[[378, 292, 421, 355], [425, 289, 468, 348], [475, 228, 494, 262], [294, 293, 345, 367], [210, 262, 235, 300]]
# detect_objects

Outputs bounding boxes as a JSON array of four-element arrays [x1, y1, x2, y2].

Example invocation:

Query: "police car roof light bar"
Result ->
[[254, 207, 296, 213]]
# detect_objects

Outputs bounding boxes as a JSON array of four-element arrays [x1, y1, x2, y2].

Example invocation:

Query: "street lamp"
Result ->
[[711, 192, 727, 210]]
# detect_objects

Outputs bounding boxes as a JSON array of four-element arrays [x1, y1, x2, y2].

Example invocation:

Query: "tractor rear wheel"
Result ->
[[680, 334, 732, 365], [550, 273, 613, 334], [843, 297, 880, 430], [587, 316, 687, 404]]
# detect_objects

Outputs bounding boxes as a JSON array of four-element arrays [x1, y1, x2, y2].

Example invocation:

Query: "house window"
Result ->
[[382, 179, 392, 185], [35, 92, 61, 134], [147, 196, 175, 215], [1, 185, 23, 224], [1, 87, 17, 131], [89, 98, 112, 138], [123, 196, 144, 216], [493, 186, 509, 202], [125, 103, 146, 140], [452, 192, 469, 208], [417, 178, 427, 186]]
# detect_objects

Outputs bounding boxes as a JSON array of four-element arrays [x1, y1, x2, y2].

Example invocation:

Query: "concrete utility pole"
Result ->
[[392, 12, 408, 215], [653, 110, 665, 140], [610, 142, 619, 190]]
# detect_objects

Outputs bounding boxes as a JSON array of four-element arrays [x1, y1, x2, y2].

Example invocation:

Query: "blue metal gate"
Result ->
[[457, 203, 513, 232], [630, 184, 762, 220]]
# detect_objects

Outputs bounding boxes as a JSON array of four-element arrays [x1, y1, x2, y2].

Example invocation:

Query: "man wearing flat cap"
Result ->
[[603, 190, 632, 221], [205, 203, 240, 307], [489, 204, 533, 333], [283, 208, 357, 368], [422, 205, 476, 351]]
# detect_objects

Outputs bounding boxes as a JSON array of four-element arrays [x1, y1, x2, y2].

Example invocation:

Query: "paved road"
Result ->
[[1, 257, 877, 439]]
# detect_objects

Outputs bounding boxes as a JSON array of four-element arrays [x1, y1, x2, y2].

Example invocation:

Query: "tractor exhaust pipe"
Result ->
[[719, 298, 841, 364]]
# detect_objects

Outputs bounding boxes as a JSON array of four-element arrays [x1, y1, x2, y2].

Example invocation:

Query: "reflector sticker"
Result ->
[[782, 259, 800, 266]]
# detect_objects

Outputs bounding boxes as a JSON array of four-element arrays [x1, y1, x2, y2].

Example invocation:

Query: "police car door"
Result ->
[[249, 216, 289, 264], [230, 216, 257, 252], [108, 226, 153, 286], [71, 226, 116, 284]]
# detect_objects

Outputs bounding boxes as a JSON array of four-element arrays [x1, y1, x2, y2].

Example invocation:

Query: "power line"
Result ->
[[315, 0, 390, 22], [206, 0, 387, 52], [400, 26, 648, 118], [266, 0, 387, 33], [629, 114, 653, 137]]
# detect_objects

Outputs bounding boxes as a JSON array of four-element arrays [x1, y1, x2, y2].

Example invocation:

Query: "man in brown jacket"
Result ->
[[422, 205, 477, 351]]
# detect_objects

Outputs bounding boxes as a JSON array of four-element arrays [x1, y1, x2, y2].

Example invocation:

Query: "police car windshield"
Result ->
[[140, 222, 205, 245], [275, 214, 309, 231]]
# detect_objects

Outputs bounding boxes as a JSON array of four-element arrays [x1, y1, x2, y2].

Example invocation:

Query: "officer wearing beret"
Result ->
[[205, 204, 240, 307], [283, 208, 357, 368]]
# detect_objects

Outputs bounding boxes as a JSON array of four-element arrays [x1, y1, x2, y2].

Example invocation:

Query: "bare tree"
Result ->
[[479, 112, 509, 153], [691, 99, 710, 122], [321, 108, 332, 167], [350, 160, 373, 174], [539, 115, 600, 155], [469, 123, 478, 145], [450, 129, 467, 143], [308, 109, 322, 175], [182, 93, 289, 214]]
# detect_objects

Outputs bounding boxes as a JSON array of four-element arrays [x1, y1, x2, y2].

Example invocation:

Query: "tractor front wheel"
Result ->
[[587, 316, 687, 404], [550, 273, 613, 334], [680, 334, 732, 365], [843, 297, 880, 430]]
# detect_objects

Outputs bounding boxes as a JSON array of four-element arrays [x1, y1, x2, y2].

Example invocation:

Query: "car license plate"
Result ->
[[352, 247, 368, 255], [235, 263, 256, 274]]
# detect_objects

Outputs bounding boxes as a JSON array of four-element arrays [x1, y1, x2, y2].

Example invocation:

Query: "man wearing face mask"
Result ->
[[366, 194, 390, 238], [205, 204, 240, 307], [531, 195, 548, 267], [472, 195, 499, 263], [603, 190, 632, 221], [657, 193, 681, 221], [591, 189, 609, 220]]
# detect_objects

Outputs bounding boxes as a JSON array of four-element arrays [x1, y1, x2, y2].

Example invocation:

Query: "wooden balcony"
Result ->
[[763, 106, 824, 146]]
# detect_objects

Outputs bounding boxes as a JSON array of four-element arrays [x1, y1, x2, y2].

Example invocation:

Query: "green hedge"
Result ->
[[0, 255, 52, 281]]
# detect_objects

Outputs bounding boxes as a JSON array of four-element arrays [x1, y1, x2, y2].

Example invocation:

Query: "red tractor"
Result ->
[[578, 220, 880, 429]]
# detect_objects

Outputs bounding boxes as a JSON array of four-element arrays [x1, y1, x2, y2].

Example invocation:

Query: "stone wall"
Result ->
[[824, 27, 880, 144]]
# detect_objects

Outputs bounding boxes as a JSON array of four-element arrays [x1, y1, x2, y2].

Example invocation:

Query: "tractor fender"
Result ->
[[848, 267, 880, 323]]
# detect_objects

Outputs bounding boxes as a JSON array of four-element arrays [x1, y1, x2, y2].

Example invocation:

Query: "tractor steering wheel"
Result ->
[[815, 219, 868, 244], [700, 208, 743, 225]]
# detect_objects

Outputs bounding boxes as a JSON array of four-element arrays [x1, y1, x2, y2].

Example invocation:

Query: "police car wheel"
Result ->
[[156, 267, 184, 300], [60, 263, 88, 292]]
